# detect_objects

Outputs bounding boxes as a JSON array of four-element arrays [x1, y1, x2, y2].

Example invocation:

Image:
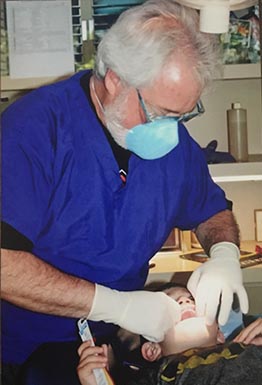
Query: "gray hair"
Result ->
[[94, 0, 221, 90]]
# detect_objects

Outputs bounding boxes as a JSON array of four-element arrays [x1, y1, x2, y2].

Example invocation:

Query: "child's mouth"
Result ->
[[181, 308, 196, 320]]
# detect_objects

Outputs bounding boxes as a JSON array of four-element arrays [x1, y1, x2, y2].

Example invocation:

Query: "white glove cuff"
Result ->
[[210, 241, 240, 261], [88, 284, 128, 323]]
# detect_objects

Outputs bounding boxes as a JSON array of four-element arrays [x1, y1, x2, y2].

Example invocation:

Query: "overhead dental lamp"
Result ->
[[175, 1, 258, 33]]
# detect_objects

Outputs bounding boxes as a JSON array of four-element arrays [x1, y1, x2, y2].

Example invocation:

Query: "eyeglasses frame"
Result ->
[[136, 89, 205, 124]]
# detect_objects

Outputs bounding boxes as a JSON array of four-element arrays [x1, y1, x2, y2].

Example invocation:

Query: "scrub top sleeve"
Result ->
[[175, 140, 227, 230], [2, 93, 54, 244], [1, 221, 34, 251]]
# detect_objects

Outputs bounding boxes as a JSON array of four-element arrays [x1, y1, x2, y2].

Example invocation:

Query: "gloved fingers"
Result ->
[[195, 282, 221, 325], [218, 287, 233, 326], [204, 286, 223, 326], [237, 285, 249, 314], [194, 282, 208, 318], [187, 267, 202, 298], [143, 296, 181, 342]]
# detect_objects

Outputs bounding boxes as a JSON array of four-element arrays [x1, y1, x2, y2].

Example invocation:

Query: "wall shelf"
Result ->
[[219, 63, 261, 80], [209, 160, 262, 182], [1, 74, 73, 91], [1, 62, 261, 92]]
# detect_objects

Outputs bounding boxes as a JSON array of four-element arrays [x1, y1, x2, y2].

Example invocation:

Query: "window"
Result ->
[[92, 0, 143, 48]]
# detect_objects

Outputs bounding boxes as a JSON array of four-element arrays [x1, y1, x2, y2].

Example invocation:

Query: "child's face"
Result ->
[[164, 286, 196, 320], [161, 286, 224, 355], [141, 286, 224, 361]]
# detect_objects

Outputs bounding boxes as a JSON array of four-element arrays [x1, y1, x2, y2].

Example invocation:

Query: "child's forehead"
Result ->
[[164, 286, 192, 300]]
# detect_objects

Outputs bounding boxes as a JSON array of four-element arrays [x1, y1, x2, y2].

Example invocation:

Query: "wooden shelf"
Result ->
[[1, 73, 73, 91]]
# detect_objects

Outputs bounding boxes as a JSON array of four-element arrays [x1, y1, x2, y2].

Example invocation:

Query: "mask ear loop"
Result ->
[[90, 77, 105, 113]]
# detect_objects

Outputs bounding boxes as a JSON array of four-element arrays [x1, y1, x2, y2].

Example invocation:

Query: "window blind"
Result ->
[[92, 0, 144, 47]]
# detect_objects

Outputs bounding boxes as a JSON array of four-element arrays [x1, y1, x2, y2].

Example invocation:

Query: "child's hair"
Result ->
[[156, 281, 187, 291], [145, 280, 187, 293]]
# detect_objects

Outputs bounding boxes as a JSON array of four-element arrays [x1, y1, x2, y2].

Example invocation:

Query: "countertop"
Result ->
[[149, 240, 262, 277]]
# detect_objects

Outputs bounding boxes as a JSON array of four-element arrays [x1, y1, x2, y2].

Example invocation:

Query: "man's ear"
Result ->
[[141, 342, 162, 362], [104, 69, 122, 96]]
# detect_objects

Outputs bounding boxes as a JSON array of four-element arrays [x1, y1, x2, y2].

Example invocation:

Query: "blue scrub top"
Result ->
[[2, 71, 227, 364]]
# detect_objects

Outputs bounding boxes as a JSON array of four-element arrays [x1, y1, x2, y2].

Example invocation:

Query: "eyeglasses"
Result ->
[[137, 90, 205, 123]]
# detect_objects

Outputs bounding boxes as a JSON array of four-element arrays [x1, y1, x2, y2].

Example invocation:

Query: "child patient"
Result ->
[[144, 284, 225, 357], [77, 283, 262, 385]]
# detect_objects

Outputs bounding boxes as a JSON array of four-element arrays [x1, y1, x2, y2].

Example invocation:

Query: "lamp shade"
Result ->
[[175, 1, 257, 32]]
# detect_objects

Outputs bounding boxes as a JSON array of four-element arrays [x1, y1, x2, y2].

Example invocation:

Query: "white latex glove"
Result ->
[[187, 242, 249, 326], [88, 284, 181, 342]]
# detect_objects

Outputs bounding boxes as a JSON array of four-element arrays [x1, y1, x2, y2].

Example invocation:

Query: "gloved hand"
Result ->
[[88, 284, 181, 342], [187, 242, 249, 326]]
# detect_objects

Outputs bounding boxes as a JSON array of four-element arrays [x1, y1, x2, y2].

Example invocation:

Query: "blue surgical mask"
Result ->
[[126, 89, 204, 160], [90, 79, 203, 160], [125, 118, 179, 160], [219, 308, 243, 339]]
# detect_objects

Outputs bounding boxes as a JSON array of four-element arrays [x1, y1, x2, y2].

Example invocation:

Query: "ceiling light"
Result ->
[[175, 1, 258, 33]]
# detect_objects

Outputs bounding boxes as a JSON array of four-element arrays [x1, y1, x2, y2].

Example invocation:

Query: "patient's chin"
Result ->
[[177, 316, 217, 330], [161, 317, 218, 356]]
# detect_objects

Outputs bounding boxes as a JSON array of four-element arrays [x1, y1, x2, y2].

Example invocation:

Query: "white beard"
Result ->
[[103, 91, 130, 149]]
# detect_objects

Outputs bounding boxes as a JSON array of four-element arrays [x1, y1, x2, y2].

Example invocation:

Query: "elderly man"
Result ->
[[1, 1, 248, 384]]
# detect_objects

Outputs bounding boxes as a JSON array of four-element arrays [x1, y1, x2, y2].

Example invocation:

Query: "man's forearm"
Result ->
[[195, 210, 240, 255], [1, 248, 95, 318]]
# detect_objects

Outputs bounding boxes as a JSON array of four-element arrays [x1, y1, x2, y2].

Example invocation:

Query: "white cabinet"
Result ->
[[185, 61, 262, 241]]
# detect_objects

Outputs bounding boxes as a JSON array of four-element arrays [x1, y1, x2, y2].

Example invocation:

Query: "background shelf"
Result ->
[[1, 62, 261, 92], [220, 63, 261, 79], [209, 160, 262, 182]]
